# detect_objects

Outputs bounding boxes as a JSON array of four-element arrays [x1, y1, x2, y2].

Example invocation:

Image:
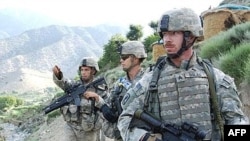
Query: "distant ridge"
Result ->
[[0, 8, 127, 93]]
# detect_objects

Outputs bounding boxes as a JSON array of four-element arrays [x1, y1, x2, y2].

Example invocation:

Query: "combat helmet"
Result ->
[[79, 57, 99, 75], [157, 7, 203, 38], [118, 41, 147, 58]]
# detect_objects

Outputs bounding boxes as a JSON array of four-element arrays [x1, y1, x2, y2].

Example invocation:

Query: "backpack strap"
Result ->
[[149, 56, 166, 91], [144, 56, 167, 118]]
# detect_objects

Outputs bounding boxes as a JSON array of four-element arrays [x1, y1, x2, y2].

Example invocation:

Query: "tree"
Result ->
[[98, 34, 127, 72], [148, 21, 158, 35], [143, 34, 161, 53], [126, 24, 143, 41]]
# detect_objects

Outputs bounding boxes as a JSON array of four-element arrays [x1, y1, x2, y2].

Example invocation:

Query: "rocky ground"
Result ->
[[0, 81, 249, 141], [0, 123, 29, 141], [0, 115, 114, 141], [27, 115, 114, 141]]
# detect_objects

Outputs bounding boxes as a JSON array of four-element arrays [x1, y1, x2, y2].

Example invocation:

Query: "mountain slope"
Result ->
[[0, 24, 126, 93]]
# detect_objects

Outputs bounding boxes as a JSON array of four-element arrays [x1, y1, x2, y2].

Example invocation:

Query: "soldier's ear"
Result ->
[[91, 68, 97, 75]]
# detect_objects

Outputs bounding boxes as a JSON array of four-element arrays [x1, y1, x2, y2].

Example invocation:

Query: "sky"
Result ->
[[0, 0, 223, 35]]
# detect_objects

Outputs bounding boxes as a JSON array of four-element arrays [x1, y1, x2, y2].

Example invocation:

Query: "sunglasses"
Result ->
[[120, 55, 131, 60]]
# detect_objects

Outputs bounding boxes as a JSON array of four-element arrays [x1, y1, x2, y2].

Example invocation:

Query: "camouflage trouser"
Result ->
[[97, 129, 106, 141], [63, 122, 99, 141]]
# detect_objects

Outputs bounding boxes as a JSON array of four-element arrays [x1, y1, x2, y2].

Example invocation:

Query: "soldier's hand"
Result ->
[[52, 65, 63, 80], [84, 91, 99, 102], [141, 133, 162, 141]]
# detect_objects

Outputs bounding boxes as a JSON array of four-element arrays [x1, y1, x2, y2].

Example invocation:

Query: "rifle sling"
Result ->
[[143, 56, 224, 141], [201, 60, 224, 141]]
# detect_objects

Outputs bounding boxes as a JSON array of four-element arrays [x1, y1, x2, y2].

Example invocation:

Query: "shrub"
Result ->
[[218, 43, 250, 85], [200, 35, 233, 59], [244, 58, 250, 84], [0, 96, 16, 110], [200, 22, 250, 60], [0, 95, 24, 111]]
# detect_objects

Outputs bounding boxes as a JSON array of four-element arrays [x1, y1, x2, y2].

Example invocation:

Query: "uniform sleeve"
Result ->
[[118, 95, 148, 141], [99, 84, 121, 139], [93, 96, 105, 108], [214, 69, 249, 125], [52, 73, 72, 91], [121, 71, 153, 110], [94, 88, 110, 108], [118, 72, 153, 141]]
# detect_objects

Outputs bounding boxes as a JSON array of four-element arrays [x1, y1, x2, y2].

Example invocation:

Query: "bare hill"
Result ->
[[0, 68, 56, 93], [0, 24, 126, 93]]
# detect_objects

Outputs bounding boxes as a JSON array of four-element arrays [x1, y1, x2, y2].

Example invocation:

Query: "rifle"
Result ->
[[134, 109, 207, 141], [43, 77, 107, 115], [111, 83, 123, 115]]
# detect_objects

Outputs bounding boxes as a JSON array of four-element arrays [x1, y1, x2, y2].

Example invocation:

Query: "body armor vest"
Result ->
[[60, 82, 103, 131], [145, 57, 213, 139]]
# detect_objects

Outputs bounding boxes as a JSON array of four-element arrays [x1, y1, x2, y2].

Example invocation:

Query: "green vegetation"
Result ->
[[2, 15, 249, 140], [0, 95, 41, 122], [200, 22, 250, 60], [143, 34, 161, 53], [97, 21, 249, 90], [97, 22, 160, 86], [199, 22, 250, 86], [98, 23, 160, 74], [126, 25, 143, 41], [218, 43, 250, 85], [0, 87, 62, 123], [0, 96, 23, 111], [244, 58, 250, 84], [98, 34, 127, 72]]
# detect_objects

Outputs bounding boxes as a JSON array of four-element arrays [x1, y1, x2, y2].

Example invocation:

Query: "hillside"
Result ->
[[0, 68, 56, 93], [1, 0, 249, 141], [0, 7, 127, 141], [0, 24, 126, 93]]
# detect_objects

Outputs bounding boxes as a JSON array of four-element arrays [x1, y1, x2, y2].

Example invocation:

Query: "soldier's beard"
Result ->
[[82, 76, 93, 84]]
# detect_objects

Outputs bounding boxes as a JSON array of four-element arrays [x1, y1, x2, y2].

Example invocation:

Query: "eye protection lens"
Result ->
[[120, 55, 130, 60]]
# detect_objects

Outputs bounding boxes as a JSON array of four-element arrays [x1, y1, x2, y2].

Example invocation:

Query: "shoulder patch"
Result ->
[[119, 77, 132, 90], [121, 93, 130, 106], [221, 75, 233, 88]]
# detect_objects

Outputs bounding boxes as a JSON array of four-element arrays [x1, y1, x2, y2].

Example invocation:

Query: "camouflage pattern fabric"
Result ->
[[118, 52, 249, 141], [53, 75, 107, 141], [79, 57, 100, 72], [62, 122, 99, 141], [119, 41, 147, 59], [157, 7, 203, 37], [101, 70, 145, 141]]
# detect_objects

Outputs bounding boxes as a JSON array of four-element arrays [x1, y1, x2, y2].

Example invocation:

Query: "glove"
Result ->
[[53, 65, 63, 80], [141, 133, 162, 141], [100, 104, 118, 123]]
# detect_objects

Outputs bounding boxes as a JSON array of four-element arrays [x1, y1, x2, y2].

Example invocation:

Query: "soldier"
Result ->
[[85, 41, 147, 141], [117, 8, 249, 141], [52, 57, 107, 141]]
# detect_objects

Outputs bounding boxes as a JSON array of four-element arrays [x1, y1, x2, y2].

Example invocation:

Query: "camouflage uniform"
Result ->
[[94, 41, 147, 141], [102, 72, 144, 141], [118, 8, 249, 141], [53, 57, 107, 141]]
